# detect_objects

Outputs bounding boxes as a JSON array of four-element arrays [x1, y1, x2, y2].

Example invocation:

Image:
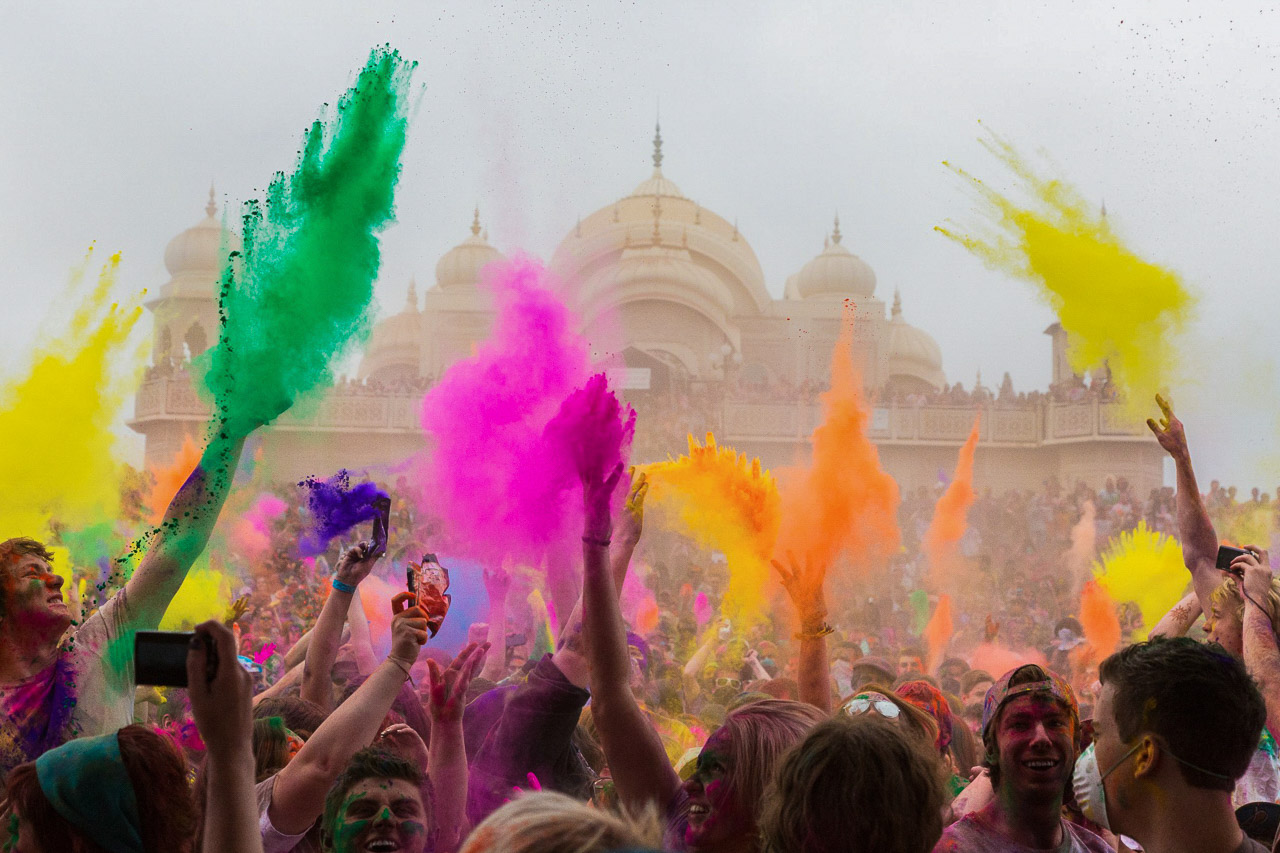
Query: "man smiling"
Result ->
[[935, 665, 1110, 852], [320, 747, 434, 853]]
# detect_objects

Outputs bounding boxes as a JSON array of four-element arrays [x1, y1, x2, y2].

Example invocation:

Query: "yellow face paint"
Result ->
[[1092, 521, 1188, 635], [641, 434, 781, 625], [938, 130, 1196, 415], [0, 249, 142, 546]]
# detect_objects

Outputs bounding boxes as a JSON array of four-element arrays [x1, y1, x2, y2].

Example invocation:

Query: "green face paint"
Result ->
[[329, 779, 428, 853], [195, 46, 417, 435], [6, 811, 19, 852]]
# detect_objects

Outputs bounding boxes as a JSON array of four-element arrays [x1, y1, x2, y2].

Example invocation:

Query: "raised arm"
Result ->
[[1149, 591, 1202, 639], [1147, 395, 1220, 613], [582, 466, 680, 812], [1238, 549, 1280, 736], [301, 543, 379, 710], [123, 430, 249, 628], [426, 642, 489, 851], [346, 587, 379, 676], [266, 595, 430, 835], [479, 566, 511, 683], [188, 619, 263, 853], [772, 553, 833, 713]]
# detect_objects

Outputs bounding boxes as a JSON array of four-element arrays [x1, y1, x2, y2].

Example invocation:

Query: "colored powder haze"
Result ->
[[938, 130, 1197, 417]]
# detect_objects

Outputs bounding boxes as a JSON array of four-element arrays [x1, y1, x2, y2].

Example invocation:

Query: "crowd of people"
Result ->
[[4, 393, 1280, 853]]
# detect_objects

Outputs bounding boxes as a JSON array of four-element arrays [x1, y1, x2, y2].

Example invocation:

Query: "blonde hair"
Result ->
[[1209, 575, 1280, 625], [459, 792, 662, 853]]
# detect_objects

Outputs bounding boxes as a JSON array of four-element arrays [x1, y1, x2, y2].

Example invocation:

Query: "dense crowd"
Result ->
[[3, 394, 1280, 853]]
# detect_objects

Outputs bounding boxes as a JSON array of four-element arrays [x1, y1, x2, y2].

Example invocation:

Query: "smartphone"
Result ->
[[1217, 545, 1250, 572], [135, 631, 215, 688], [370, 496, 391, 558], [418, 553, 451, 637]]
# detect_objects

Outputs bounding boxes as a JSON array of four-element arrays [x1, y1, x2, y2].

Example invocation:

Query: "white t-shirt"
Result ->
[[0, 590, 136, 781]]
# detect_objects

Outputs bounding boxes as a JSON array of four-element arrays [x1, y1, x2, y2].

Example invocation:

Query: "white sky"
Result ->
[[3, 0, 1280, 488]]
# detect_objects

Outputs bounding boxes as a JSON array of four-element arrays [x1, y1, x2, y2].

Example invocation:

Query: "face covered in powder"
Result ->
[[1, 555, 70, 639], [681, 727, 752, 853], [326, 777, 429, 853]]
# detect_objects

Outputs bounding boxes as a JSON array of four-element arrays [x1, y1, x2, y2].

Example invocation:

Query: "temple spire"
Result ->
[[831, 212, 842, 245], [652, 120, 664, 169], [206, 184, 217, 218], [406, 277, 419, 311], [470, 205, 482, 237], [892, 288, 903, 318]]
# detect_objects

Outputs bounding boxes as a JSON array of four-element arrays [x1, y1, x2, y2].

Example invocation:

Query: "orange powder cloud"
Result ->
[[774, 303, 900, 578], [923, 415, 980, 594], [145, 434, 202, 523]]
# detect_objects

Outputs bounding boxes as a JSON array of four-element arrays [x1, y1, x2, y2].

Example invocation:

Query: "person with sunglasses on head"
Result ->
[[1078, 636, 1268, 853], [933, 665, 1110, 852], [841, 685, 940, 751]]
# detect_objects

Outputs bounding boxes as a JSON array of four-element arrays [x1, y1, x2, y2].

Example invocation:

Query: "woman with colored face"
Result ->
[[579, 465, 825, 852]]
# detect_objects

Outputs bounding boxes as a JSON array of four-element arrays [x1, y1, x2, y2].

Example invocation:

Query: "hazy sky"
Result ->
[[4, 0, 1280, 487]]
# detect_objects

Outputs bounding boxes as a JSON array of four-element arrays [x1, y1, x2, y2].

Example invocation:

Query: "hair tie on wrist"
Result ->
[[582, 535, 611, 548], [332, 578, 357, 594], [795, 622, 834, 641]]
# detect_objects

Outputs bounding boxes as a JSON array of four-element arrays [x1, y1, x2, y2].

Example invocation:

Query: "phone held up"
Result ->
[[370, 495, 391, 558]]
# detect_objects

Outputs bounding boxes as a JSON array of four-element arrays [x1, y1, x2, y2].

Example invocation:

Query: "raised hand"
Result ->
[[426, 641, 490, 724], [483, 564, 511, 605], [1146, 394, 1189, 460], [772, 551, 828, 626], [1234, 547, 1274, 610], [186, 620, 253, 757], [617, 468, 649, 547], [334, 541, 381, 588], [223, 595, 249, 627], [582, 462, 625, 543], [389, 593, 431, 666]]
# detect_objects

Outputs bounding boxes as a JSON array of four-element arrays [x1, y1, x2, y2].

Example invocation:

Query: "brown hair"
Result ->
[[252, 695, 327, 739], [0, 538, 54, 618], [711, 698, 827, 829], [252, 716, 291, 782], [6, 725, 199, 853], [761, 715, 946, 853]]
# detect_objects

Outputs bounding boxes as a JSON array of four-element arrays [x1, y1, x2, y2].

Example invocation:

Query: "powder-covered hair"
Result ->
[[761, 715, 946, 853], [252, 716, 291, 783], [7, 724, 198, 853], [710, 698, 828, 827], [459, 791, 662, 853], [1209, 574, 1280, 630]]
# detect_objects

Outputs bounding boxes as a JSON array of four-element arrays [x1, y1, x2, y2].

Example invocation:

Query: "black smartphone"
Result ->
[[1217, 545, 1250, 572], [135, 631, 216, 687], [370, 496, 391, 558]]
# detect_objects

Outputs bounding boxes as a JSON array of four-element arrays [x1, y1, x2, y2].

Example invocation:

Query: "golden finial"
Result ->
[[832, 212, 842, 245], [206, 184, 217, 218], [471, 205, 481, 237]]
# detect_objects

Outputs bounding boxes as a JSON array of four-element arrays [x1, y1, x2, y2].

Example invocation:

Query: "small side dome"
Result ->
[[789, 216, 876, 300], [435, 208, 505, 289], [163, 187, 240, 277], [885, 290, 945, 392]]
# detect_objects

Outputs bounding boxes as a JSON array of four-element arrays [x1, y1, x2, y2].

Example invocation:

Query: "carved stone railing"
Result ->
[[131, 374, 1152, 447]]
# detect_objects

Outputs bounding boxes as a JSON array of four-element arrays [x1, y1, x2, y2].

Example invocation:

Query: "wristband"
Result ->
[[794, 622, 834, 641], [332, 578, 357, 594], [582, 535, 611, 548], [387, 656, 415, 685]]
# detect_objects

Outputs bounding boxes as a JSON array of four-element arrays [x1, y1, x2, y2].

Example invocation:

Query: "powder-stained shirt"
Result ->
[[933, 808, 1112, 853], [256, 773, 323, 853], [0, 589, 135, 781]]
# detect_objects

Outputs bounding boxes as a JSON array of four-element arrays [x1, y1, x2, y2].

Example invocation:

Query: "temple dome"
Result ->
[[788, 216, 876, 300], [885, 290, 945, 390], [358, 279, 423, 382], [435, 209, 505, 289], [163, 188, 240, 277]]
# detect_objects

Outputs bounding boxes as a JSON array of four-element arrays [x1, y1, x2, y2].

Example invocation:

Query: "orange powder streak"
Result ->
[[1079, 579, 1121, 663], [923, 415, 980, 594], [924, 594, 954, 672], [642, 434, 781, 624], [775, 304, 900, 581], [145, 434, 202, 523]]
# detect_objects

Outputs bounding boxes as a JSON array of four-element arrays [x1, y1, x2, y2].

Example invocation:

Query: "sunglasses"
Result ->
[[715, 677, 741, 689], [843, 694, 901, 719]]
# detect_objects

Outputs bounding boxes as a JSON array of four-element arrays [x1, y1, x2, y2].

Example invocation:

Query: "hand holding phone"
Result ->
[[370, 496, 391, 558]]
